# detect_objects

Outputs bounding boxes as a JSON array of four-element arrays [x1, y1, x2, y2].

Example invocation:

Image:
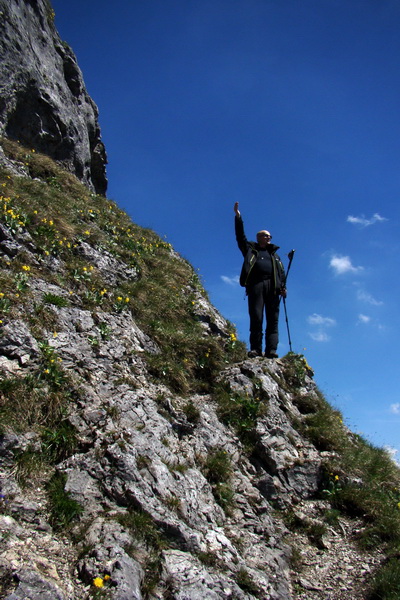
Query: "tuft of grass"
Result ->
[[42, 292, 70, 307], [182, 399, 201, 424], [41, 420, 78, 463], [368, 556, 400, 600], [203, 448, 232, 484], [0, 376, 66, 432], [281, 352, 314, 388], [116, 506, 166, 596], [202, 448, 235, 511], [13, 447, 46, 487], [235, 568, 262, 598], [47, 472, 83, 530], [116, 507, 165, 551], [213, 383, 268, 452]]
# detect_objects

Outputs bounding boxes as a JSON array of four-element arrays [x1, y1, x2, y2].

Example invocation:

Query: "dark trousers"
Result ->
[[248, 279, 280, 354]]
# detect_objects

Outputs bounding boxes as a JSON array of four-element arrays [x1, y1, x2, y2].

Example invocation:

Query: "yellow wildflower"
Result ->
[[93, 577, 104, 588], [22, 265, 30, 272]]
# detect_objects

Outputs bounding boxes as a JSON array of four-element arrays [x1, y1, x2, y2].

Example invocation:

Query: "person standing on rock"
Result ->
[[234, 202, 286, 358]]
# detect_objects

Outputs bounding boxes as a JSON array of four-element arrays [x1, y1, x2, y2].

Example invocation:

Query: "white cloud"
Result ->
[[329, 254, 363, 275], [357, 314, 371, 324], [307, 313, 336, 327], [390, 403, 400, 415], [308, 331, 330, 342], [347, 213, 387, 227], [221, 275, 239, 286], [356, 289, 383, 306], [384, 446, 399, 465], [308, 313, 336, 342]]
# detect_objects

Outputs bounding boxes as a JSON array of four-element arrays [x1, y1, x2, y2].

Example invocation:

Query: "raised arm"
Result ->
[[234, 202, 248, 256]]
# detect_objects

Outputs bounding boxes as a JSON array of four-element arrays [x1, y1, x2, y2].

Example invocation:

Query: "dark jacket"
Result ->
[[235, 214, 285, 291]]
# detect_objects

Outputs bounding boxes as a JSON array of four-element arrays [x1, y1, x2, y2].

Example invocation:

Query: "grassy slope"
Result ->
[[1, 139, 400, 599]]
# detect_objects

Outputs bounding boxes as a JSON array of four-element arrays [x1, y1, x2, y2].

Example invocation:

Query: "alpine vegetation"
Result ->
[[0, 140, 399, 600]]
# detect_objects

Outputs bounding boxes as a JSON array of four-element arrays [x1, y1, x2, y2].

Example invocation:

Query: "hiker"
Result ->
[[234, 202, 286, 358]]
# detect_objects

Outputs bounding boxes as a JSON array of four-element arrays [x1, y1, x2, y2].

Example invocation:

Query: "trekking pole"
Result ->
[[282, 297, 293, 353], [282, 250, 295, 353]]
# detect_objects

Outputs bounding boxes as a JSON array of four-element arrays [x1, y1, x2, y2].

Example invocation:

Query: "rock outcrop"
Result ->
[[0, 145, 395, 600], [0, 0, 107, 195]]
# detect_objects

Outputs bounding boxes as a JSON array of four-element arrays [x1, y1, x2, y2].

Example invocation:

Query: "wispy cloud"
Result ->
[[347, 213, 387, 227], [329, 254, 363, 275], [308, 313, 336, 327], [309, 331, 331, 342], [307, 313, 336, 342], [221, 275, 239, 286], [357, 314, 371, 324], [384, 446, 399, 465], [356, 289, 383, 306], [390, 403, 400, 415]]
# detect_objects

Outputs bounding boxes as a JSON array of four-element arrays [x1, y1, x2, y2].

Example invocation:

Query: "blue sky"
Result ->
[[52, 0, 400, 460]]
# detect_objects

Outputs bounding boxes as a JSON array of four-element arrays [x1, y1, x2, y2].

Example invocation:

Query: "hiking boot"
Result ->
[[265, 351, 278, 359], [248, 349, 262, 358]]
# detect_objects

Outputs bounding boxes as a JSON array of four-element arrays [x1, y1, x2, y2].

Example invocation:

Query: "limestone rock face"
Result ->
[[0, 0, 107, 194], [0, 151, 388, 599]]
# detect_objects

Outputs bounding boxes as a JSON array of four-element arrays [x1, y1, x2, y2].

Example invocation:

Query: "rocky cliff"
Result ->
[[0, 0, 107, 195], [0, 142, 399, 600]]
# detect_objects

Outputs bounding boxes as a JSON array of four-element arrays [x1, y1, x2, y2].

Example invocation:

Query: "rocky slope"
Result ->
[[0, 143, 399, 600], [0, 2, 400, 598], [0, 0, 107, 195]]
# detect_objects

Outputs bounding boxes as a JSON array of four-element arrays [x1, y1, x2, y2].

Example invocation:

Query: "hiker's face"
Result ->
[[257, 231, 271, 248]]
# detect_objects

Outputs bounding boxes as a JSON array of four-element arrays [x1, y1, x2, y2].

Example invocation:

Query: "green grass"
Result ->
[[116, 506, 166, 596], [213, 382, 268, 451], [202, 448, 235, 511], [0, 138, 245, 395], [0, 375, 67, 431], [47, 472, 83, 530], [279, 356, 400, 598], [368, 556, 400, 600], [235, 568, 262, 598]]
